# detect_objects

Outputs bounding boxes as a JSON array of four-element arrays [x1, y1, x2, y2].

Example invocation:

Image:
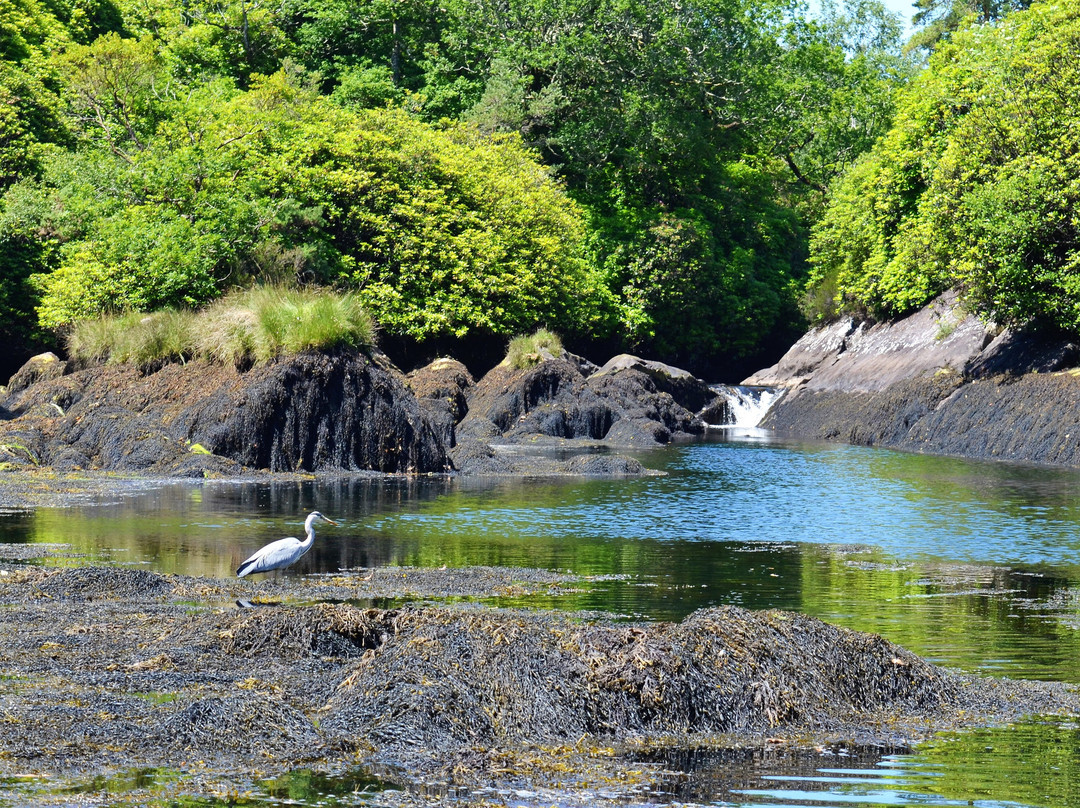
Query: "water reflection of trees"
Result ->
[[799, 548, 1080, 681], [6, 469, 1080, 684]]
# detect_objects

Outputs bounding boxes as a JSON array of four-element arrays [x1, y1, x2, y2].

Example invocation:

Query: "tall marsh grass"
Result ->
[[506, 328, 563, 369], [67, 287, 377, 368]]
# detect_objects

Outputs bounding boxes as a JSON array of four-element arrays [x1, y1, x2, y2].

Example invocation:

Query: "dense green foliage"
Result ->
[[808, 1, 1080, 333], [0, 0, 914, 376], [25, 63, 598, 339], [907, 0, 1030, 52]]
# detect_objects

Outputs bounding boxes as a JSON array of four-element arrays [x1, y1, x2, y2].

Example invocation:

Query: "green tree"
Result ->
[[282, 0, 442, 96], [906, 0, 1031, 52], [0, 0, 127, 366], [0, 0, 914, 373], [406, 0, 908, 368], [26, 67, 606, 341], [809, 1, 1080, 334]]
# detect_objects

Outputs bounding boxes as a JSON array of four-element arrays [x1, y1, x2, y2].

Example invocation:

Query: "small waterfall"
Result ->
[[707, 385, 784, 429]]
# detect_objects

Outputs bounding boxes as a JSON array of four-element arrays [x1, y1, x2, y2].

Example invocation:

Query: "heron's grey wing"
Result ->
[[237, 537, 305, 576]]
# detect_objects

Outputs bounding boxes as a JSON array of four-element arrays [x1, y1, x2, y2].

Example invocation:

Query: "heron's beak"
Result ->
[[324, 517, 340, 525]]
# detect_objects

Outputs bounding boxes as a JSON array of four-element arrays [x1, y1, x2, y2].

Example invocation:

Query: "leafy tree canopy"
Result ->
[[0, 0, 915, 377], [906, 0, 1031, 53], [808, 1, 1080, 334], [23, 57, 603, 341]]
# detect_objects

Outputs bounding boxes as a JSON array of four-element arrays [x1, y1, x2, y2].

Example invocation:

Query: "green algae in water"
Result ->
[[895, 718, 1080, 808], [58, 767, 185, 797], [258, 768, 398, 803]]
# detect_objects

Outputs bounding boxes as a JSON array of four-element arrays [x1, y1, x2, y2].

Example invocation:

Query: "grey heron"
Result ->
[[236, 511, 339, 577]]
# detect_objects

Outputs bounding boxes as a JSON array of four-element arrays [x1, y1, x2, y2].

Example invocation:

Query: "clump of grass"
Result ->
[[68, 310, 197, 367], [196, 301, 259, 367], [67, 313, 136, 365], [506, 328, 563, 369], [113, 310, 198, 366], [66, 286, 378, 368], [232, 286, 377, 362]]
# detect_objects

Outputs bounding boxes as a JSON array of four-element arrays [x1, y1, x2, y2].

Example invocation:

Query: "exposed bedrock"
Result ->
[[747, 290, 1080, 466], [0, 350, 451, 475], [0, 345, 730, 476], [448, 352, 725, 475]]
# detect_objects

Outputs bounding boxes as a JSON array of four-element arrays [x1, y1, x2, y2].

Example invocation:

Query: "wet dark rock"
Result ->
[[590, 354, 719, 413], [5, 352, 69, 395], [901, 372, 1080, 465], [458, 353, 718, 450], [177, 351, 449, 473], [564, 453, 646, 475], [0, 350, 450, 475], [448, 441, 519, 475], [0, 344, 721, 478], [407, 358, 474, 449], [750, 290, 1080, 468], [763, 372, 967, 448], [697, 397, 734, 426], [407, 358, 474, 422]]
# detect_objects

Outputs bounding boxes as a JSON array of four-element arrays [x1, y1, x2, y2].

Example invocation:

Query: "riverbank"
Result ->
[[747, 291, 1080, 466], [0, 557, 1076, 806]]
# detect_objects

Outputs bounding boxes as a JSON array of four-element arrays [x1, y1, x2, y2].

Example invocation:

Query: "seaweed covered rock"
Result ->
[[151, 695, 322, 759], [318, 604, 975, 763], [457, 352, 721, 451], [406, 358, 474, 449], [406, 358, 473, 422], [178, 351, 449, 473], [28, 567, 175, 601], [0, 567, 1075, 795], [4, 353, 69, 396], [0, 350, 450, 474]]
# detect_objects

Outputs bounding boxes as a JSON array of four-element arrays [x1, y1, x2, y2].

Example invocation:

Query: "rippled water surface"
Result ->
[[4, 431, 1080, 806]]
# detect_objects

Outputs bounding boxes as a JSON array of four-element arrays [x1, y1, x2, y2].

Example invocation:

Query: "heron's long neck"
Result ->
[[301, 523, 317, 550]]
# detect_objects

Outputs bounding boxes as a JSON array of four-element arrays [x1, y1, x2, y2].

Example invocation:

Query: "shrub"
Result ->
[[809, 2, 1080, 332]]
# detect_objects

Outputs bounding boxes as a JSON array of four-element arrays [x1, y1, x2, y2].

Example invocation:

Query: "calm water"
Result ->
[[3, 430, 1080, 806]]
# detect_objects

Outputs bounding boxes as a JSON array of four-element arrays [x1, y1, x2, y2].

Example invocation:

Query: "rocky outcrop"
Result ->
[[450, 352, 722, 474], [1, 347, 728, 478], [745, 291, 997, 393], [748, 291, 1080, 466], [3, 352, 69, 395], [0, 350, 451, 476]]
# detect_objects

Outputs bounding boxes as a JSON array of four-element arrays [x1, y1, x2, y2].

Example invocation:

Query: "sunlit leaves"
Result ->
[[808, 1, 1080, 333]]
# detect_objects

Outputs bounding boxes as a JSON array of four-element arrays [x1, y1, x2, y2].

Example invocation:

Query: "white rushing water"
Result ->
[[709, 384, 785, 428]]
